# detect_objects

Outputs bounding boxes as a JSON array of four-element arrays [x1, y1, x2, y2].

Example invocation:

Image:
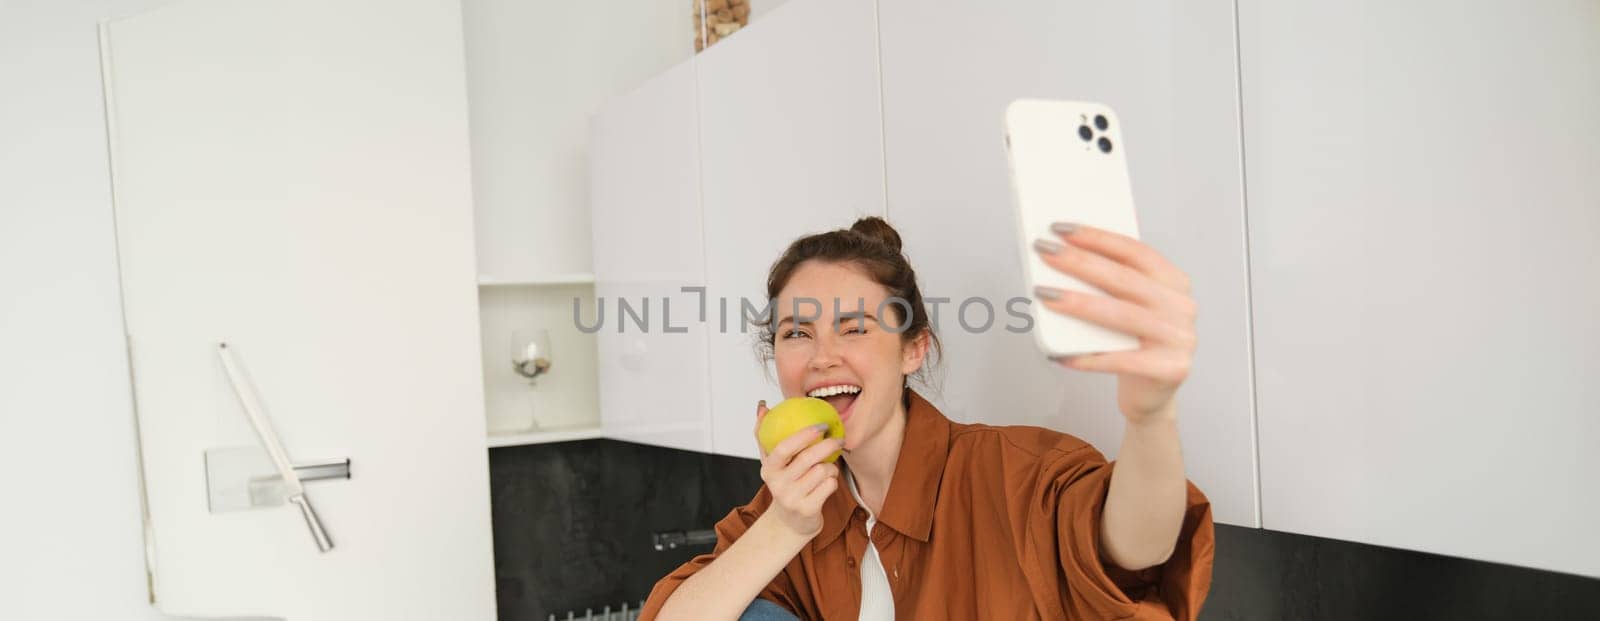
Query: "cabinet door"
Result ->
[[102, 1, 496, 618], [1241, 0, 1600, 576], [589, 60, 713, 452], [697, 0, 887, 460], [875, 0, 1259, 527]]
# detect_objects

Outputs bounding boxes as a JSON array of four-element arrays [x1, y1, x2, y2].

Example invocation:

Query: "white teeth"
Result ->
[[807, 384, 862, 398]]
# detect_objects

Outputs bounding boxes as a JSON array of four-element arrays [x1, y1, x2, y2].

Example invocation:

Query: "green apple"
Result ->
[[758, 397, 845, 463]]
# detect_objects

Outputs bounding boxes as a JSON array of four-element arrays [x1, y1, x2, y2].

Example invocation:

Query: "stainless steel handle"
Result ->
[[217, 341, 336, 553], [288, 493, 333, 552], [651, 528, 717, 550]]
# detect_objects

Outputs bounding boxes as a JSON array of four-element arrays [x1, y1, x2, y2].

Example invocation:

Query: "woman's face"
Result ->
[[772, 260, 927, 452]]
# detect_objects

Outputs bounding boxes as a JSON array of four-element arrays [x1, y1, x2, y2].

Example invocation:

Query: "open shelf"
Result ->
[[478, 281, 601, 442], [487, 424, 604, 448], [476, 273, 595, 287]]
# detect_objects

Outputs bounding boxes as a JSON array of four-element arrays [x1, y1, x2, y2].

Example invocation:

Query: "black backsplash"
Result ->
[[1204, 525, 1600, 620], [489, 439, 763, 619], [489, 440, 1600, 620]]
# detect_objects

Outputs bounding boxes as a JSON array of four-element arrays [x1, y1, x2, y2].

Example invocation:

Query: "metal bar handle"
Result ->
[[289, 494, 333, 552]]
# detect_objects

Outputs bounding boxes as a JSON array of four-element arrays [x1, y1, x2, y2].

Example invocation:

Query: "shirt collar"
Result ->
[[815, 387, 951, 549]]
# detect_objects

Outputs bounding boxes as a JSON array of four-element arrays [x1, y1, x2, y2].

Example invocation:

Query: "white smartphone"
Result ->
[[1004, 98, 1143, 357]]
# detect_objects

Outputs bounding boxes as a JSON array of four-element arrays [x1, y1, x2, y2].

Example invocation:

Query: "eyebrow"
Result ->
[[775, 312, 880, 327]]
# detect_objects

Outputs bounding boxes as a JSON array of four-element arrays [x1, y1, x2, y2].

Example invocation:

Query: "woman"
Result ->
[[639, 217, 1213, 620]]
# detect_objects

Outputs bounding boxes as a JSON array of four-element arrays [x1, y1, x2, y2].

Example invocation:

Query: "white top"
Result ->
[[844, 467, 896, 620]]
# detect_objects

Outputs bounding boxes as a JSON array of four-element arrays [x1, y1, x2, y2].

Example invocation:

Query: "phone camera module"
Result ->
[[1078, 125, 1093, 141], [1094, 114, 1109, 131], [1097, 136, 1113, 153]]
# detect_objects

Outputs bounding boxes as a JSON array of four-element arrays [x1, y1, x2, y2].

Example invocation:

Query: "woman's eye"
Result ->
[[783, 329, 809, 339], [845, 326, 867, 335]]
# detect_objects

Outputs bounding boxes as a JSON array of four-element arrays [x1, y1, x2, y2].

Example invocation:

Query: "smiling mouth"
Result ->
[[807, 384, 861, 422]]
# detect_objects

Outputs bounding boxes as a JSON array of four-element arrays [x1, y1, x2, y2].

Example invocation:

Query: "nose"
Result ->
[[808, 333, 842, 370]]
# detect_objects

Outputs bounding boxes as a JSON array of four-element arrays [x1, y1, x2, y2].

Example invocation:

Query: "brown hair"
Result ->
[[757, 216, 943, 389]]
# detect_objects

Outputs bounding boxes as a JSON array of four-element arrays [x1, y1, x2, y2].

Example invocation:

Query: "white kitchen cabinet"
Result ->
[[101, 0, 496, 618], [696, 0, 888, 459], [588, 60, 713, 452], [875, 0, 1260, 527], [1241, 0, 1600, 577]]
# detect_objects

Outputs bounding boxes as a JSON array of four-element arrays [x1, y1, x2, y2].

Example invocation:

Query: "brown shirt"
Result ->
[[639, 388, 1215, 620]]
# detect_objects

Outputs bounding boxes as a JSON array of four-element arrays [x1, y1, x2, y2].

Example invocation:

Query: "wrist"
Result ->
[[1124, 401, 1178, 428], [752, 511, 818, 554]]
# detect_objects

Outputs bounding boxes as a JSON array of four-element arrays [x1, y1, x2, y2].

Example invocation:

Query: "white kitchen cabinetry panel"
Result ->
[[588, 60, 712, 452], [697, 0, 887, 459], [876, 0, 1259, 527], [1242, 0, 1600, 577], [592, 279, 714, 451], [589, 60, 707, 286], [102, 0, 496, 618]]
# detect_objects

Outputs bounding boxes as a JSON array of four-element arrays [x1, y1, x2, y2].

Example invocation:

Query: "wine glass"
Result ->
[[510, 328, 553, 430], [511, 328, 552, 383]]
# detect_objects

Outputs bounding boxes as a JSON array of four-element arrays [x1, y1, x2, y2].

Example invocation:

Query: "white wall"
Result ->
[[1, 1, 188, 619]]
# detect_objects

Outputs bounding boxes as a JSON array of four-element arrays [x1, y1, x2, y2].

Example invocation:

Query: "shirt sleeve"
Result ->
[[1040, 444, 1216, 621], [636, 485, 805, 620]]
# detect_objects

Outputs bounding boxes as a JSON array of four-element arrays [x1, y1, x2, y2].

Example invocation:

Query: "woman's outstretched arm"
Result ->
[[1030, 222, 1199, 570], [1101, 406, 1188, 569]]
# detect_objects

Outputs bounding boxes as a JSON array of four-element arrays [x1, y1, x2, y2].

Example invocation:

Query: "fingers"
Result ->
[[761, 431, 841, 485], [760, 424, 827, 472], [1034, 286, 1193, 349], [1054, 347, 1193, 385], [796, 461, 840, 492], [769, 462, 838, 519], [800, 468, 840, 507], [1033, 236, 1192, 317], [774, 424, 830, 463], [752, 399, 769, 455], [791, 436, 844, 474], [788, 462, 840, 514], [763, 442, 842, 515], [1052, 223, 1191, 295]]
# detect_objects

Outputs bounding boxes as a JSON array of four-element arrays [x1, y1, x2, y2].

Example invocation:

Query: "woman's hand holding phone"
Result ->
[[1034, 223, 1197, 423]]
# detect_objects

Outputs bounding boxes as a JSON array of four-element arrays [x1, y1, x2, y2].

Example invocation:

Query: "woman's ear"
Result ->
[[900, 329, 930, 376]]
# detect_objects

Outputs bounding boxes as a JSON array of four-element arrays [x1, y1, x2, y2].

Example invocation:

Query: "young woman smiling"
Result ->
[[641, 217, 1213, 620]]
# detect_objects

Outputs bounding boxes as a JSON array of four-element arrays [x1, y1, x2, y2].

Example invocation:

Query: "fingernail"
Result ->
[[1034, 285, 1064, 300], [758, 400, 766, 408], [1051, 222, 1080, 235], [1050, 354, 1077, 364], [811, 424, 829, 434], [1032, 238, 1064, 255]]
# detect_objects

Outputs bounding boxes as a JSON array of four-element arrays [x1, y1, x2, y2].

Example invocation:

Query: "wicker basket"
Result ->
[[693, 0, 752, 52]]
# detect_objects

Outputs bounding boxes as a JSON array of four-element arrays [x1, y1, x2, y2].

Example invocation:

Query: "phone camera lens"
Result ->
[[1094, 114, 1109, 131], [1097, 136, 1113, 153], [1078, 125, 1093, 141]]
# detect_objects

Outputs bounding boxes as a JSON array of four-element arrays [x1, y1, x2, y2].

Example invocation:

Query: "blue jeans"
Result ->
[[740, 598, 800, 621]]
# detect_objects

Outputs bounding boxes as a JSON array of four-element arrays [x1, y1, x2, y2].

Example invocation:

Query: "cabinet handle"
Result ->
[[289, 494, 333, 552], [216, 342, 335, 553]]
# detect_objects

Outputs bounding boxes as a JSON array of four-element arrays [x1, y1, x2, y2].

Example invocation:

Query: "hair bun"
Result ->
[[849, 216, 903, 253]]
